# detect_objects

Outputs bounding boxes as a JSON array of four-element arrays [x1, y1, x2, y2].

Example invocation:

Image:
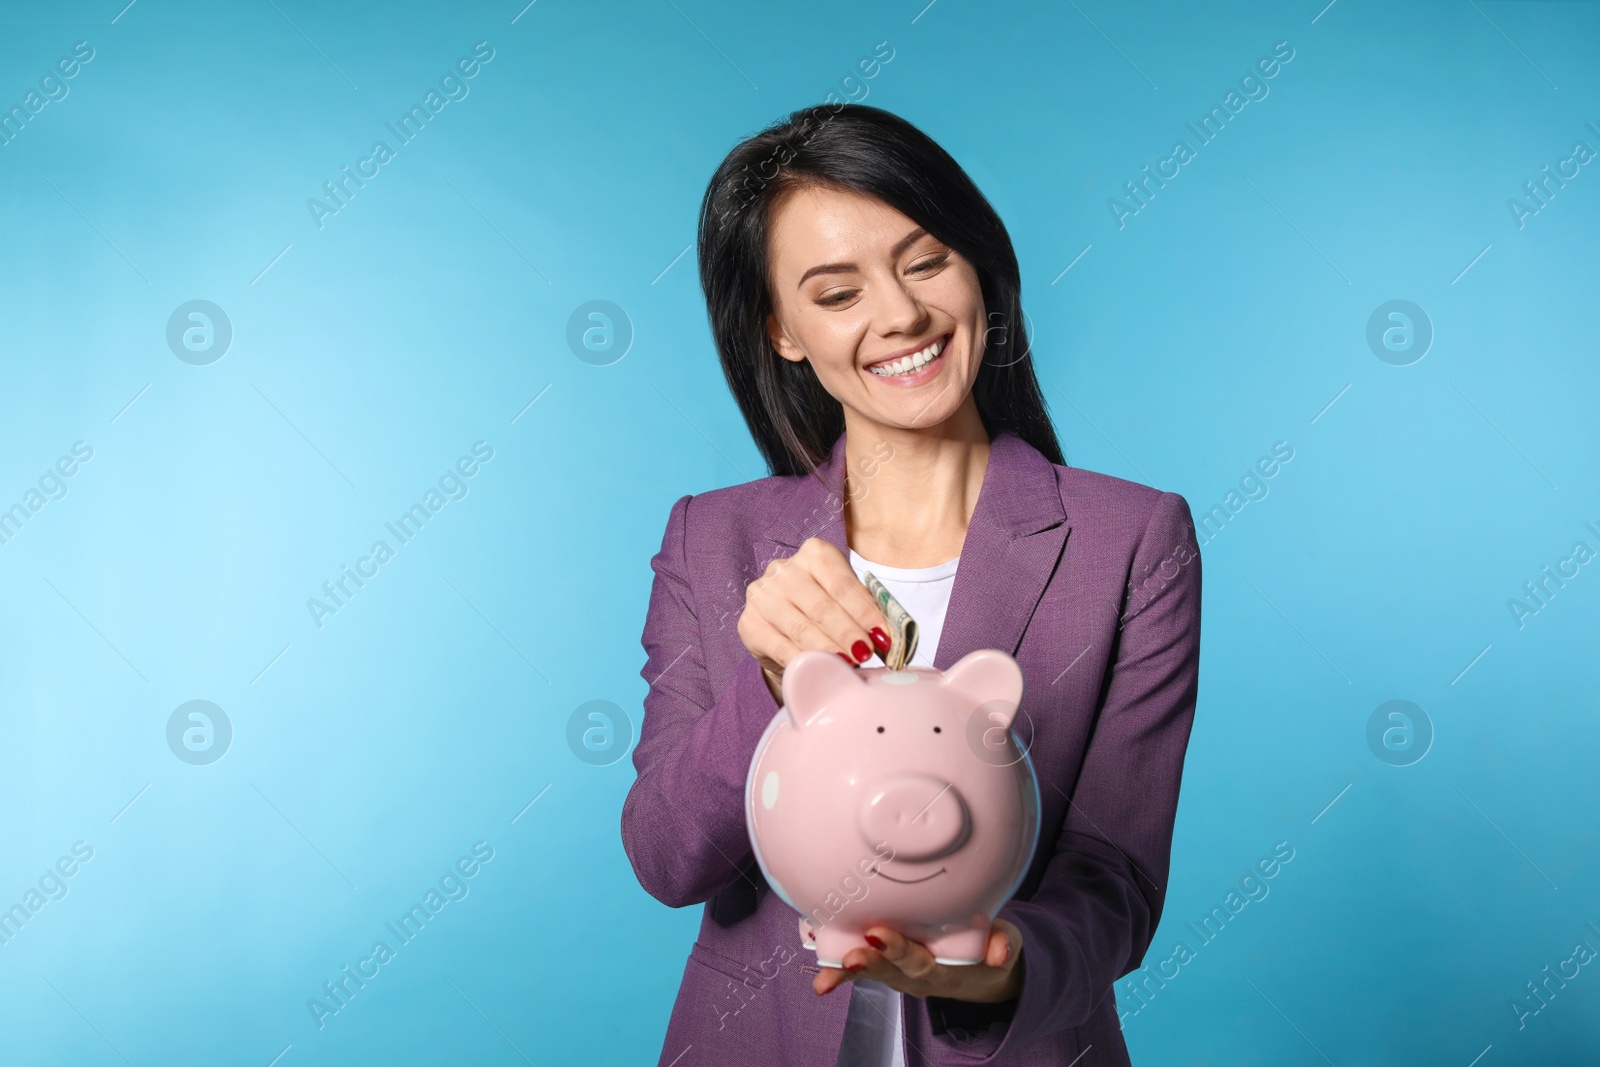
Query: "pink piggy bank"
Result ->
[[745, 647, 1040, 968]]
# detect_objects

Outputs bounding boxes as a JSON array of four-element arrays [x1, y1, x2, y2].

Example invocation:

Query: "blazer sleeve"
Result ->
[[923, 490, 1203, 1061], [620, 492, 785, 909]]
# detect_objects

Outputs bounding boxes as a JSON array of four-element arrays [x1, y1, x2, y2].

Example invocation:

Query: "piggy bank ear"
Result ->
[[942, 648, 1024, 729], [780, 649, 864, 730]]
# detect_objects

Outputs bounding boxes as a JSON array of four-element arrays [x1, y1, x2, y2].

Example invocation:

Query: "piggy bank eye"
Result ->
[[876, 726, 884, 733], [933, 726, 941, 733]]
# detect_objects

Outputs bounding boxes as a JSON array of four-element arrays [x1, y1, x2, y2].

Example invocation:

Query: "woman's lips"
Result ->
[[865, 331, 951, 386]]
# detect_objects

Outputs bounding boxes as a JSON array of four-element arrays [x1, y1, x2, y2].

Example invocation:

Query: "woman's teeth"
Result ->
[[868, 334, 947, 377]]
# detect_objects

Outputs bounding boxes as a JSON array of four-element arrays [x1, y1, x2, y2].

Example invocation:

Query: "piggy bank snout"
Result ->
[[859, 775, 971, 862]]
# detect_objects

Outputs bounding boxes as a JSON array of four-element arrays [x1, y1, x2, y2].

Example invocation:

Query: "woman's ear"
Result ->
[[767, 312, 806, 364]]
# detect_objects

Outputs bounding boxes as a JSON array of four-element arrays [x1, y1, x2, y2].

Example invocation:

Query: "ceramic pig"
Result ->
[[745, 648, 1040, 968]]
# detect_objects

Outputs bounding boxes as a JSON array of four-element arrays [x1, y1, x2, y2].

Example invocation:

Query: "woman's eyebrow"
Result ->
[[795, 227, 930, 289]]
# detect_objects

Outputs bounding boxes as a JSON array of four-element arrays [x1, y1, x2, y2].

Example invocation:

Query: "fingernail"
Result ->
[[864, 934, 886, 950], [852, 639, 871, 663], [845, 963, 866, 973], [870, 627, 890, 652], [837, 652, 855, 666]]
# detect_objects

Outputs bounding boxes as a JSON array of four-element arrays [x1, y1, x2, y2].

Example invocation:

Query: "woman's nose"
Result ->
[[869, 276, 930, 335]]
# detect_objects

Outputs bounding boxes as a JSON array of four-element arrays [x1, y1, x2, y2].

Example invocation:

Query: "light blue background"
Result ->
[[1, 0, 1596, 1064]]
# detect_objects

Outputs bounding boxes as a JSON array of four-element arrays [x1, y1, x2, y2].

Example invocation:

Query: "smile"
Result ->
[[871, 863, 947, 885], [865, 331, 951, 382]]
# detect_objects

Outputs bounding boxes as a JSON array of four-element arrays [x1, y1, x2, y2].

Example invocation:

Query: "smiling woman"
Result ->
[[700, 107, 1058, 486], [622, 103, 1202, 1067]]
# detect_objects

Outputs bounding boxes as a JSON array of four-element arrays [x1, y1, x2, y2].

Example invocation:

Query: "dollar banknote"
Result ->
[[861, 571, 919, 670]]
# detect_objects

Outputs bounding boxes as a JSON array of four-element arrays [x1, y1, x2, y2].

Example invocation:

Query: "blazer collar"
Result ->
[[757, 430, 1071, 670]]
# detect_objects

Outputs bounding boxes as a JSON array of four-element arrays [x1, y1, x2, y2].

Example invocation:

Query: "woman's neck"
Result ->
[[840, 401, 991, 568]]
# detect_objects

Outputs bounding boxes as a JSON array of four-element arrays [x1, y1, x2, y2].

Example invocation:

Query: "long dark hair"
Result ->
[[695, 102, 1065, 479]]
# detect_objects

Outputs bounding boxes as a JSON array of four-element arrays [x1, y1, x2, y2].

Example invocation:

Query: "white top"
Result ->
[[835, 548, 960, 1067]]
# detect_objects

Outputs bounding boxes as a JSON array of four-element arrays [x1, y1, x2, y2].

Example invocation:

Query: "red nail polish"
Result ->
[[852, 639, 871, 663], [837, 652, 854, 666], [870, 627, 890, 652], [864, 934, 886, 950]]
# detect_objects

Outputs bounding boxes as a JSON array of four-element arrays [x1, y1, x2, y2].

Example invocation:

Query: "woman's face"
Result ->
[[764, 184, 987, 432]]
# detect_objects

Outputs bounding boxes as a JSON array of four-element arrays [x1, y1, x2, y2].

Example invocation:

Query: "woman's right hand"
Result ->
[[737, 537, 893, 704]]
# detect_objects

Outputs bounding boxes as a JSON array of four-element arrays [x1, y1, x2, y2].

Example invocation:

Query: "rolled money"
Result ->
[[861, 571, 919, 670]]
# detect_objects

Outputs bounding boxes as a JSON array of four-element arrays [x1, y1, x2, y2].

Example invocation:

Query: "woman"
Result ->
[[621, 103, 1202, 1066]]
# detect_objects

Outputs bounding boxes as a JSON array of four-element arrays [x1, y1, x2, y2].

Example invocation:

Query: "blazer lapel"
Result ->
[[757, 431, 1070, 668], [930, 432, 1070, 669], [757, 430, 852, 565]]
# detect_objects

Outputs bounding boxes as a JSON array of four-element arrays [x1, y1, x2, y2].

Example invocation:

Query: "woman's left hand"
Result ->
[[813, 919, 1025, 1003]]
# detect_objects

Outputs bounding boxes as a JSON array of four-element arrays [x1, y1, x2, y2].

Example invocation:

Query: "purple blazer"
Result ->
[[621, 429, 1202, 1066]]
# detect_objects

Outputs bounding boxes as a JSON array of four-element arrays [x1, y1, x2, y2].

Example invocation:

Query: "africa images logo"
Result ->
[[306, 42, 496, 230], [307, 841, 495, 1030]]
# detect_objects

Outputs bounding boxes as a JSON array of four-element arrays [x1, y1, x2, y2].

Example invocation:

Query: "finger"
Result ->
[[803, 542, 894, 652], [986, 920, 1020, 969], [783, 567, 879, 665], [737, 606, 805, 673], [837, 943, 884, 976], [985, 927, 1010, 968], [813, 961, 865, 996], [744, 578, 853, 668], [864, 925, 937, 981]]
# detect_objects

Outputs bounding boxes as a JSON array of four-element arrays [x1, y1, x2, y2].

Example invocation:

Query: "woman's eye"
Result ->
[[816, 255, 945, 306]]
